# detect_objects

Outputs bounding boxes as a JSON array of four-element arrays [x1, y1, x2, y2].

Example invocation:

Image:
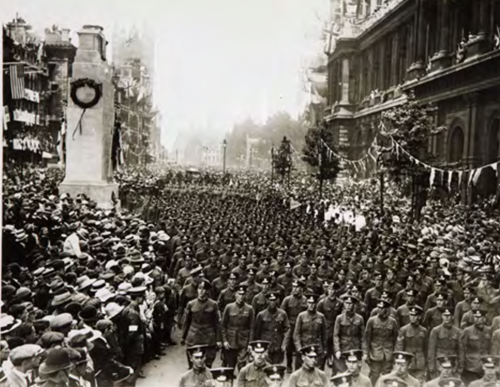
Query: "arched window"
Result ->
[[449, 126, 464, 163]]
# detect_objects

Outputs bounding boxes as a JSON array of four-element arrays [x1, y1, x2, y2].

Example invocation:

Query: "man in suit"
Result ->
[[4, 344, 43, 387]]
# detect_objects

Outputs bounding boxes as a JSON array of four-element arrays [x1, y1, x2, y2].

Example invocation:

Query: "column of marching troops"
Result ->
[[175, 252, 500, 387]]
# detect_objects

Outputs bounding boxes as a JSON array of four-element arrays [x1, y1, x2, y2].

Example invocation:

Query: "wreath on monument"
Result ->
[[70, 78, 102, 109], [70, 78, 102, 138]]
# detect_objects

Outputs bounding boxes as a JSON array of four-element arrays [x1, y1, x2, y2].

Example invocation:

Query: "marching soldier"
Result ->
[[423, 293, 448, 331], [342, 349, 372, 387], [364, 272, 385, 315], [461, 309, 492, 385], [288, 345, 329, 387], [397, 289, 418, 328], [211, 264, 229, 301], [395, 305, 428, 383], [241, 267, 262, 305], [333, 295, 365, 374], [293, 293, 327, 370], [251, 277, 270, 316], [178, 266, 204, 328], [221, 285, 255, 371], [423, 356, 460, 387], [375, 352, 420, 387], [364, 297, 400, 385], [468, 356, 500, 387], [182, 279, 222, 369], [454, 286, 473, 328], [236, 341, 271, 387], [317, 281, 343, 370], [254, 292, 290, 365], [277, 261, 294, 295], [179, 345, 214, 387], [427, 307, 464, 380], [218, 272, 239, 313], [280, 278, 307, 373]]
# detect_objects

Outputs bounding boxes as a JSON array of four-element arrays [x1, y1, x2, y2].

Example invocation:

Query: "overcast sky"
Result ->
[[3, 0, 327, 149]]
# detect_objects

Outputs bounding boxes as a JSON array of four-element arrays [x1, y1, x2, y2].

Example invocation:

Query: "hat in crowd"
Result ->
[[408, 305, 423, 315], [0, 314, 22, 335], [305, 293, 320, 304], [341, 294, 359, 303], [481, 356, 500, 368], [330, 373, 352, 387], [342, 349, 363, 362], [95, 287, 116, 303], [14, 287, 33, 301], [438, 378, 465, 387], [261, 277, 270, 285], [473, 309, 487, 318], [437, 355, 457, 368], [393, 351, 414, 364], [266, 292, 279, 302], [198, 279, 212, 290], [51, 291, 72, 307], [187, 345, 208, 358], [9, 344, 43, 364], [128, 286, 147, 296], [377, 297, 392, 308], [90, 280, 107, 293], [50, 313, 73, 330], [249, 341, 270, 353], [382, 377, 408, 387], [436, 292, 449, 302], [228, 272, 239, 281], [190, 265, 203, 277], [471, 296, 484, 304], [77, 276, 96, 291], [111, 365, 134, 383], [291, 278, 305, 288], [104, 302, 124, 320], [38, 331, 65, 349], [78, 306, 99, 322], [236, 285, 247, 295], [441, 307, 453, 316], [39, 348, 73, 375], [299, 345, 319, 357], [210, 367, 235, 382], [263, 365, 286, 381]]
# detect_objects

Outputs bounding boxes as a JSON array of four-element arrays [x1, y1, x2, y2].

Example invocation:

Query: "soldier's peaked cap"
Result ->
[[393, 351, 414, 363], [342, 349, 363, 362], [249, 341, 270, 353], [438, 378, 465, 387], [263, 365, 286, 380], [330, 373, 352, 386], [187, 345, 208, 357]]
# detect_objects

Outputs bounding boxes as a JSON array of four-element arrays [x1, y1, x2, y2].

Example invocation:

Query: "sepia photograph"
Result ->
[[1, 0, 500, 386]]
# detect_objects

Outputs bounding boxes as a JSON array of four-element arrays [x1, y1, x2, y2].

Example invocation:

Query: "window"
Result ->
[[449, 126, 464, 163]]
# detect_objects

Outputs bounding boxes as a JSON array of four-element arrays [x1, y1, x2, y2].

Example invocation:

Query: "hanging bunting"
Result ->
[[429, 168, 436, 187], [468, 170, 474, 186], [490, 163, 498, 176], [472, 167, 483, 185], [458, 171, 463, 187], [447, 171, 453, 191]]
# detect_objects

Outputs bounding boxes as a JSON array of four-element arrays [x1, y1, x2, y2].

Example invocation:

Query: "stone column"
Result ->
[[341, 57, 350, 103], [59, 25, 118, 209], [408, 0, 426, 79], [466, 0, 491, 56], [430, 0, 452, 70]]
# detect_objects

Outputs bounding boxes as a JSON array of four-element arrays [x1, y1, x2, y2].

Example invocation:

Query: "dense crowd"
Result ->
[[1, 163, 500, 387]]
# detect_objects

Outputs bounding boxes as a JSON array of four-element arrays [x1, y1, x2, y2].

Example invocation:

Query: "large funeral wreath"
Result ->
[[70, 78, 102, 109]]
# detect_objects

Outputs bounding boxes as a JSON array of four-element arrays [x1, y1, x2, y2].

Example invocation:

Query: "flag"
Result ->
[[3, 106, 10, 131], [10, 64, 25, 99], [136, 86, 144, 103], [290, 199, 301, 210]]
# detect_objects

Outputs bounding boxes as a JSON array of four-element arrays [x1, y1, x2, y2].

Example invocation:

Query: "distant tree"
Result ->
[[302, 120, 341, 198], [274, 136, 293, 184], [379, 92, 445, 220]]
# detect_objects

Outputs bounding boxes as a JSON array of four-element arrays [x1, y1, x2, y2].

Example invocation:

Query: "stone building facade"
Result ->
[[325, 0, 500, 195]]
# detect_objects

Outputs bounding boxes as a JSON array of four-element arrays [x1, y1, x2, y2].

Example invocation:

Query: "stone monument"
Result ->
[[59, 25, 118, 208]]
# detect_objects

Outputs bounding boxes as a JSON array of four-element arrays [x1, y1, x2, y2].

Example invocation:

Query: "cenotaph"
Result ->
[[59, 25, 118, 208]]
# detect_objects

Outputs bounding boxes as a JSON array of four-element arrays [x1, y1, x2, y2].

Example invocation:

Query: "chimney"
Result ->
[[61, 28, 70, 42]]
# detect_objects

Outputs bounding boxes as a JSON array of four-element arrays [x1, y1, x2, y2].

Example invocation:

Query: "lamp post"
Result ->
[[222, 139, 227, 174]]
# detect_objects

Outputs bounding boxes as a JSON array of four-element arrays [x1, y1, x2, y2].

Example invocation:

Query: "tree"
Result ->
[[302, 120, 341, 198], [379, 92, 444, 220], [274, 136, 293, 185]]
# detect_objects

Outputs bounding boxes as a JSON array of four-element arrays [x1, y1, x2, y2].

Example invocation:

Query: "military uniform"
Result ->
[[277, 272, 294, 295], [376, 371, 420, 387], [454, 300, 471, 328], [236, 361, 270, 387], [423, 307, 444, 331], [462, 324, 492, 382], [281, 294, 308, 371], [251, 292, 268, 317], [221, 300, 255, 370], [218, 287, 236, 314], [364, 313, 399, 384], [317, 296, 343, 368], [288, 366, 328, 387], [396, 323, 428, 381], [333, 312, 365, 354], [178, 368, 213, 387], [211, 275, 228, 301], [293, 310, 327, 369], [427, 323, 464, 377], [178, 282, 198, 326], [182, 297, 221, 368], [254, 307, 290, 364], [241, 280, 262, 305]]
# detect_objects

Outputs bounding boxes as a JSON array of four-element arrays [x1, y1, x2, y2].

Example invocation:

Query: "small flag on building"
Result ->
[[290, 199, 302, 210], [3, 106, 10, 131], [9, 64, 25, 99]]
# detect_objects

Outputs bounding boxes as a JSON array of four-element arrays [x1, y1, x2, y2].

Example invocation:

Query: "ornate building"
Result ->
[[325, 0, 500, 194]]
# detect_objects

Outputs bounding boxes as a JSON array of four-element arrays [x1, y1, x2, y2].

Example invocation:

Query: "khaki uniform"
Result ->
[[254, 308, 290, 364], [178, 368, 213, 387], [462, 325, 492, 374], [281, 295, 308, 370], [293, 311, 327, 368], [251, 292, 268, 317], [217, 287, 236, 313], [423, 306, 444, 331], [288, 367, 328, 387], [236, 361, 270, 387], [396, 323, 428, 381], [376, 372, 420, 387], [221, 302, 255, 370], [427, 324, 464, 376]]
